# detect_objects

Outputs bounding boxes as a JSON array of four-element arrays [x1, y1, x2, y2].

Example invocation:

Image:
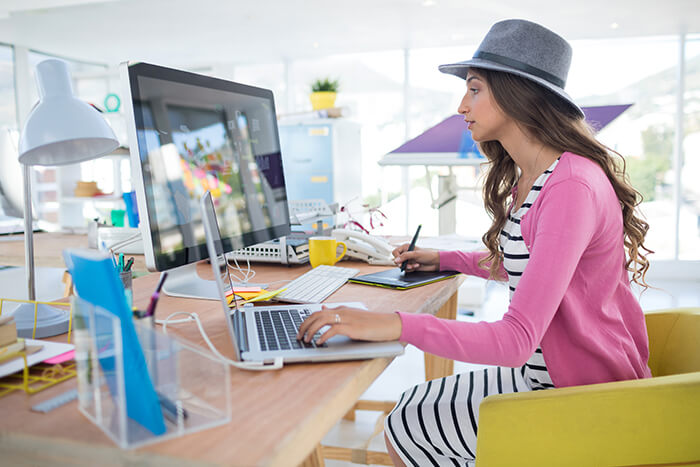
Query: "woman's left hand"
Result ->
[[296, 305, 402, 345]]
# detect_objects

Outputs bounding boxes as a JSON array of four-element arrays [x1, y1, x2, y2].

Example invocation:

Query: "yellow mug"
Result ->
[[309, 236, 347, 268]]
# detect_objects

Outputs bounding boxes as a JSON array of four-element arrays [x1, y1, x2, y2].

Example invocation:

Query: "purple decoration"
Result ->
[[392, 115, 466, 154], [582, 104, 633, 132], [389, 104, 633, 155]]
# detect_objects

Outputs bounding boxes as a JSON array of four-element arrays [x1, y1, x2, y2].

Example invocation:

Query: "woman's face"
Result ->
[[457, 71, 510, 142]]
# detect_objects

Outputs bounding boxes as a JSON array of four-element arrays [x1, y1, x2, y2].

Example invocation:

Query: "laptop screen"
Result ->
[[201, 190, 243, 361]]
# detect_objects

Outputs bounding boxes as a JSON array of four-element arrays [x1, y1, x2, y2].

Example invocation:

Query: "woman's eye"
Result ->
[[470, 88, 479, 95]]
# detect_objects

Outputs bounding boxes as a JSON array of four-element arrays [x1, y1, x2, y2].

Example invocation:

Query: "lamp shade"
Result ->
[[18, 59, 119, 166]]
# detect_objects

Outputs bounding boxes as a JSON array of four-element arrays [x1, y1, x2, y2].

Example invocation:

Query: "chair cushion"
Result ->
[[645, 309, 700, 376]]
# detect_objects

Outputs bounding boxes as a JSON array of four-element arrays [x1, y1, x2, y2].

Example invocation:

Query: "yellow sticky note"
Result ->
[[236, 291, 266, 300], [240, 288, 287, 304]]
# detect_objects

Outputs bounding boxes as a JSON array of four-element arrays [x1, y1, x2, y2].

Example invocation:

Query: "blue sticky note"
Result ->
[[64, 249, 165, 436]]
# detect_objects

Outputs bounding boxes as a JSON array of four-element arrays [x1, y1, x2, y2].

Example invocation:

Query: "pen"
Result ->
[[124, 257, 134, 272], [118, 253, 124, 272], [157, 391, 188, 422], [400, 224, 422, 272], [146, 272, 169, 318]]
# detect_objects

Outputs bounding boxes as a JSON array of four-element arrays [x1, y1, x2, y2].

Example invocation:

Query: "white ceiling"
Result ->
[[0, 0, 699, 68]]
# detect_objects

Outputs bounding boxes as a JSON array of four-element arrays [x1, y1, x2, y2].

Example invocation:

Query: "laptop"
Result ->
[[200, 191, 404, 364]]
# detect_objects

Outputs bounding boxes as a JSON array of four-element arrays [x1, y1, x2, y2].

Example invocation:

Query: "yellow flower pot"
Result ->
[[310, 91, 337, 110]]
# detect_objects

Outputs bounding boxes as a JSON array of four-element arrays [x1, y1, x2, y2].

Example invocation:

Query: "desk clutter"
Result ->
[[0, 313, 76, 397], [65, 249, 230, 449]]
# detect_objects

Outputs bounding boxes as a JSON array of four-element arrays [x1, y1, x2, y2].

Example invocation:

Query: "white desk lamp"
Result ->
[[13, 58, 119, 338]]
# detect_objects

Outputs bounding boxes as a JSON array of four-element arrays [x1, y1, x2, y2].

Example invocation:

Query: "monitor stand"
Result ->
[[161, 261, 268, 300], [162, 262, 219, 300]]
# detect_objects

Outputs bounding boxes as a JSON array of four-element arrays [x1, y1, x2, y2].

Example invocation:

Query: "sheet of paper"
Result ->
[[0, 339, 74, 379]]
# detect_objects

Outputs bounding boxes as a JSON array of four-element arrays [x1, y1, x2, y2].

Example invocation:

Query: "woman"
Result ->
[[298, 19, 652, 466]]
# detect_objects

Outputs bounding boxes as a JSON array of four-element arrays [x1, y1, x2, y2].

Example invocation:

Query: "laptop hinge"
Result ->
[[234, 310, 249, 353]]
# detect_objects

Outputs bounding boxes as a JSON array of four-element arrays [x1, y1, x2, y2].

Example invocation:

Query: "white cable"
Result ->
[[157, 311, 283, 371], [226, 254, 256, 283], [106, 232, 141, 252]]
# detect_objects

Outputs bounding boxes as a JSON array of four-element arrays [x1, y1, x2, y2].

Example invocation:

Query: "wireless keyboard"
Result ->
[[274, 265, 360, 304]]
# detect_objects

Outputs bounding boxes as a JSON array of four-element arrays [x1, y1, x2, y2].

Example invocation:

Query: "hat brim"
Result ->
[[439, 58, 584, 118]]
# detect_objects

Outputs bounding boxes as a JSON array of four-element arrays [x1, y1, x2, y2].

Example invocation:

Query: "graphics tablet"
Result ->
[[348, 268, 460, 289]]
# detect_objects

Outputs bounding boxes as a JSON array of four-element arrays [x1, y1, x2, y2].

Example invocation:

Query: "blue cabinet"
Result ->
[[278, 119, 361, 207]]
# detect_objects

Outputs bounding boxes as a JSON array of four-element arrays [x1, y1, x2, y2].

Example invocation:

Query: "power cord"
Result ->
[[226, 254, 256, 284], [224, 256, 292, 288], [105, 232, 142, 253], [156, 310, 283, 371]]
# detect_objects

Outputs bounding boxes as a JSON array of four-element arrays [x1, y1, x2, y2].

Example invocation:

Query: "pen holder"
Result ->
[[72, 297, 231, 449], [119, 270, 133, 310]]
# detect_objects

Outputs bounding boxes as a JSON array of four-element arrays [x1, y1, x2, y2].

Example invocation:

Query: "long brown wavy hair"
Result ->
[[472, 68, 652, 287]]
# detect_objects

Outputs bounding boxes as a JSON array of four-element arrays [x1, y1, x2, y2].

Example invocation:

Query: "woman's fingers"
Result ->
[[392, 243, 410, 258], [297, 306, 338, 343], [315, 325, 342, 345], [393, 249, 416, 266], [393, 248, 439, 271], [404, 260, 421, 271], [297, 307, 403, 343], [296, 310, 318, 340]]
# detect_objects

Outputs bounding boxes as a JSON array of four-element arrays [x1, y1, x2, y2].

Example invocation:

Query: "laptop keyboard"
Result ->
[[253, 308, 327, 351], [274, 265, 360, 304]]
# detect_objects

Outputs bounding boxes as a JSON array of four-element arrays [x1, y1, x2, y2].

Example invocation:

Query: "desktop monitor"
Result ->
[[121, 62, 290, 299]]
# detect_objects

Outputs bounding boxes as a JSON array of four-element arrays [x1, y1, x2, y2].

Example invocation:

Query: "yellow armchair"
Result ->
[[476, 308, 700, 467]]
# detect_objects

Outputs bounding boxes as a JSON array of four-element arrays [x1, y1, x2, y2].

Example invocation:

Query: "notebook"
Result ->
[[200, 191, 404, 364], [349, 268, 460, 289]]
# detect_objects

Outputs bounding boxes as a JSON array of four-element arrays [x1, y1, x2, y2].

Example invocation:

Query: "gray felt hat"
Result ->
[[439, 19, 583, 117]]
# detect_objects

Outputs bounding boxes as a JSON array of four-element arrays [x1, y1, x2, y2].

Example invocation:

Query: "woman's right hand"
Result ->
[[392, 244, 440, 272]]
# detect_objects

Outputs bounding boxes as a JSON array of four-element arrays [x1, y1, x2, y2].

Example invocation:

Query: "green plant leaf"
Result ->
[[311, 77, 340, 92]]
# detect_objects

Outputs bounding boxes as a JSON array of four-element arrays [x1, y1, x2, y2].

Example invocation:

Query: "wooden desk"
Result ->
[[0, 258, 463, 466], [0, 233, 147, 272]]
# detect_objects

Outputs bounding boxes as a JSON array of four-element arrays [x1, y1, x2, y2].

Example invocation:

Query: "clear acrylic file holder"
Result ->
[[72, 297, 231, 449]]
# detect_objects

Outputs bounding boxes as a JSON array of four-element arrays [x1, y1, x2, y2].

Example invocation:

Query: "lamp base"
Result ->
[[9, 302, 70, 338]]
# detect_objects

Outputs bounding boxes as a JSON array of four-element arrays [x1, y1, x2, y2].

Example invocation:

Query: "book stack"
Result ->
[[0, 316, 23, 357]]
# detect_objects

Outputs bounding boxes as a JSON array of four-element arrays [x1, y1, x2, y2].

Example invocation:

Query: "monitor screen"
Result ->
[[122, 62, 290, 273]]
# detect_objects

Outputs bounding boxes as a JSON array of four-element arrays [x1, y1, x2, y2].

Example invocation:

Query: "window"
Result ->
[[571, 35, 692, 260], [680, 34, 700, 260], [286, 51, 407, 233], [405, 45, 487, 238], [0, 44, 21, 218]]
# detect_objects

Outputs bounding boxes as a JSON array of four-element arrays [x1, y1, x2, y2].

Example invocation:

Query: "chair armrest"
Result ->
[[475, 373, 700, 467]]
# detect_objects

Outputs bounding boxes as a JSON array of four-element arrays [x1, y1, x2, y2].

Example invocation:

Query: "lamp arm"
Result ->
[[22, 164, 36, 301]]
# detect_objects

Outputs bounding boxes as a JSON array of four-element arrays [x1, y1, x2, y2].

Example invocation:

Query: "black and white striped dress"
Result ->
[[385, 158, 559, 466]]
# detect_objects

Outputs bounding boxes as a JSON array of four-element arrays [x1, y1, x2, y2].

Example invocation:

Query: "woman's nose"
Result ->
[[458, 94, 469, 115]]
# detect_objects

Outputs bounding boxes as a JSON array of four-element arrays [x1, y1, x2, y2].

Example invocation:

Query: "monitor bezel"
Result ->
[[121, 61, 291, 272]]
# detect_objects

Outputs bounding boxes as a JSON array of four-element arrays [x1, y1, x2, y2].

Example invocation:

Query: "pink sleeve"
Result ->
[[439, 250, 502, 280], [398, 180, 597, 367]]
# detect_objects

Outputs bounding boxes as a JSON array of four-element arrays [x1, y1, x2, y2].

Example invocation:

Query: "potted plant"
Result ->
[[310, 78, 339, 110]]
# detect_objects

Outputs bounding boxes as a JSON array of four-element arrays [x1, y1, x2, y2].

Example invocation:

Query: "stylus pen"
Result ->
[[400, 224, 422, 272], [146, 272, 169, 318]]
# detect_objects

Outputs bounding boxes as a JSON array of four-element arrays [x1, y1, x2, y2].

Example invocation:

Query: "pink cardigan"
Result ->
[[398, 152, 652, 388]]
